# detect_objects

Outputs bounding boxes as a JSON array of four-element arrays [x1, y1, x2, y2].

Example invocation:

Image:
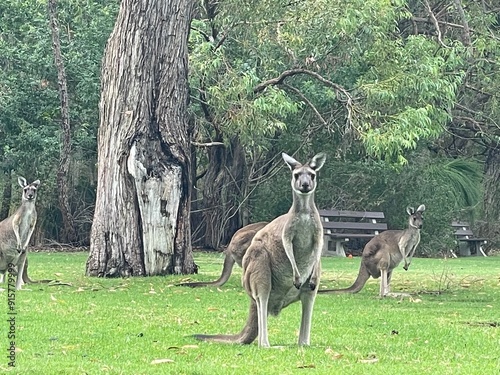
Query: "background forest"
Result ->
[[1, 0, 499, 256]]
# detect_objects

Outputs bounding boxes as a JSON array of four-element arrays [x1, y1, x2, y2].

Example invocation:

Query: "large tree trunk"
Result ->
[[87, 0, 196, 277], [483, 147, 500, 247], [201, 137, 247, 249], [0, 171, 12, 220], [48, 0, 78, 244]]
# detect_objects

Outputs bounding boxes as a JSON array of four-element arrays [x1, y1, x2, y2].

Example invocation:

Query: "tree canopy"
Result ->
[[1, 0, 498, 255]]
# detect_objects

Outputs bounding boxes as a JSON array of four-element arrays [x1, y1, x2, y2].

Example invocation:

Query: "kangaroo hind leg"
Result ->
[[298, 288, 317, 346]]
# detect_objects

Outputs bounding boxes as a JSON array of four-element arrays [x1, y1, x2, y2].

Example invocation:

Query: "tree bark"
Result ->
[[483, 147, 500, 244], [48, 0, 78, 244], [201, 137, 247, 249], [0, 171, 12, 220], [87, 0, 196, 277]]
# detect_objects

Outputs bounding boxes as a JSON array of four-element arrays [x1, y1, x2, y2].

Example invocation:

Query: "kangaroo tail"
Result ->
[[319, 261, 370, 294], [22, 259, 53, 284], [177, 254, 235, 288], [193, 300, 258, 345]]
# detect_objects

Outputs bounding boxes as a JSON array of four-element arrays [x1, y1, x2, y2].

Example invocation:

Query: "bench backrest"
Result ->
[[318, 209, 385, 220], [452, 221, 476, 239], [319, 209, 387, 235]]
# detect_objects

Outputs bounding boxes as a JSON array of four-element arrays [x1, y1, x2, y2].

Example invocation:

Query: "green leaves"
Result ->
[[356, 36, 465, 163]]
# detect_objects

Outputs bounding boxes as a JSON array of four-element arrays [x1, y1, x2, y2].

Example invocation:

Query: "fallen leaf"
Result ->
[[50, 294, 57, 301], [151, 359, 174, 365], [325, 348, 343, 359], [359, 357, 379, 364]]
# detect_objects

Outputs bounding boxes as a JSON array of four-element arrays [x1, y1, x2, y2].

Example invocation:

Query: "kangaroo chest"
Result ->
[[289, 214, 320, 247], [15, 205, 37, 240], [403, 231, 420, 253]]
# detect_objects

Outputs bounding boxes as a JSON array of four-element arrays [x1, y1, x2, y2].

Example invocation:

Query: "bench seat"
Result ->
[[319, 209, 387, 257], [452, 222, 487, 256]]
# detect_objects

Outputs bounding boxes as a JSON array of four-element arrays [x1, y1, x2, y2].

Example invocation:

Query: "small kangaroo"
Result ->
[[0, 177, 40, 290], [319, 204, 425, 297], [194, 152, 326, 347], [177, 222, 268, 288]]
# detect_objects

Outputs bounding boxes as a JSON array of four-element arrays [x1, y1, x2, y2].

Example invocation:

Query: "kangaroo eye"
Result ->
[[294, 173, 299, 180], [310, 173, 316, 180]]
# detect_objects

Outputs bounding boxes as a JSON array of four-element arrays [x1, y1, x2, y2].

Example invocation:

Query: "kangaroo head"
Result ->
[[282, 152, 326, 195], [18, 177, 41, 201], [406, 204, 425, 229]]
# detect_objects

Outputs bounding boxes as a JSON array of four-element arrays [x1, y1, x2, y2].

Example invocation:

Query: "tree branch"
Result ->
[[282, 83, 327, 125], [453, 0, 472, 47], [424, 0, 449, 48], [253, 68, 354, 128], [191, 141, 225, 147]]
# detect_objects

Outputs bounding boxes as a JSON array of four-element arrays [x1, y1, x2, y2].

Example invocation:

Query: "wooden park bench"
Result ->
[[319, 209, 387, 257], [451, 221, 488, 257]]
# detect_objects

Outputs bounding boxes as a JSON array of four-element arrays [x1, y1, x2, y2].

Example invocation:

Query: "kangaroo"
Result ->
[[177, 222, 268, 288], [319, 204, 425, 297], [194, 152, 326, 347], [0, 177, 40, 290]]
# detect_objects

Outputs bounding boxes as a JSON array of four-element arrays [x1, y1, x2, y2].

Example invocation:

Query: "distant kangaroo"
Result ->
[[0, 177, 40, 290], [177, 221, 268, 288], [194, 152, 326, 347], [319, 204, 425, 297]]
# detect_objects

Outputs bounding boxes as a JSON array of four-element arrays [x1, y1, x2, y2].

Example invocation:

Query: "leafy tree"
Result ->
[[189, 0, 468, 248], [0, 0, 117, 244]]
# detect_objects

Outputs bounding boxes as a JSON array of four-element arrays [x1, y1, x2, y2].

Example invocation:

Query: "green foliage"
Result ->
[[0, 0, 117, 244], [1, 0, 499, 250], [357, 36, 465, 163], [251, 151, 482, 256], [380, 154, 483, 256]]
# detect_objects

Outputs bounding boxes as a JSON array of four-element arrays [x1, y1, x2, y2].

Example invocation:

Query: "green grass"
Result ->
[[1, 251, 499, 375]]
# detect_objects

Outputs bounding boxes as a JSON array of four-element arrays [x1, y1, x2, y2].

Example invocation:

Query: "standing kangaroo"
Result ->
[[319, 204, 425, 297], [177, 222, 268, 288], [194, 152, 326, 347], [0, 177, 40, 290]]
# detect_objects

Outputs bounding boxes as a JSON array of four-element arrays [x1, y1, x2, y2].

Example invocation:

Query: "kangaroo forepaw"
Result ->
[[293, 275, 302, 289]]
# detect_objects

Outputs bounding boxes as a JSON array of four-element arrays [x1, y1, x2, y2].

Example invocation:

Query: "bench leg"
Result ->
[[458, 242, 471, 256], [476, 242, 487, 257], [322, 235, 331, 256], [335, 241, 346, 257]]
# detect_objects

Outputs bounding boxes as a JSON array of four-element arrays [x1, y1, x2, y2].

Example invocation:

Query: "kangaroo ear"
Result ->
[[416, 204, 425, 213], [32, 180, 41, 188], [406, 206, 415, 215], [309, 152, 326, 171], [282, 153, 301, 170], [18, 177, 27, 188]]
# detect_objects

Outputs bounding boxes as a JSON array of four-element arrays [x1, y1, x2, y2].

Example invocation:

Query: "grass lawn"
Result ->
[[1, 251, 499, 375]]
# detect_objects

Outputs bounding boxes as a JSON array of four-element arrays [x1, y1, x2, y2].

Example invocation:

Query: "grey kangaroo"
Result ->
[[319, 204, 425, 297], [194, 152, 326, 347], [0, 177, 40, 290], [177, 222, 268, 288]]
